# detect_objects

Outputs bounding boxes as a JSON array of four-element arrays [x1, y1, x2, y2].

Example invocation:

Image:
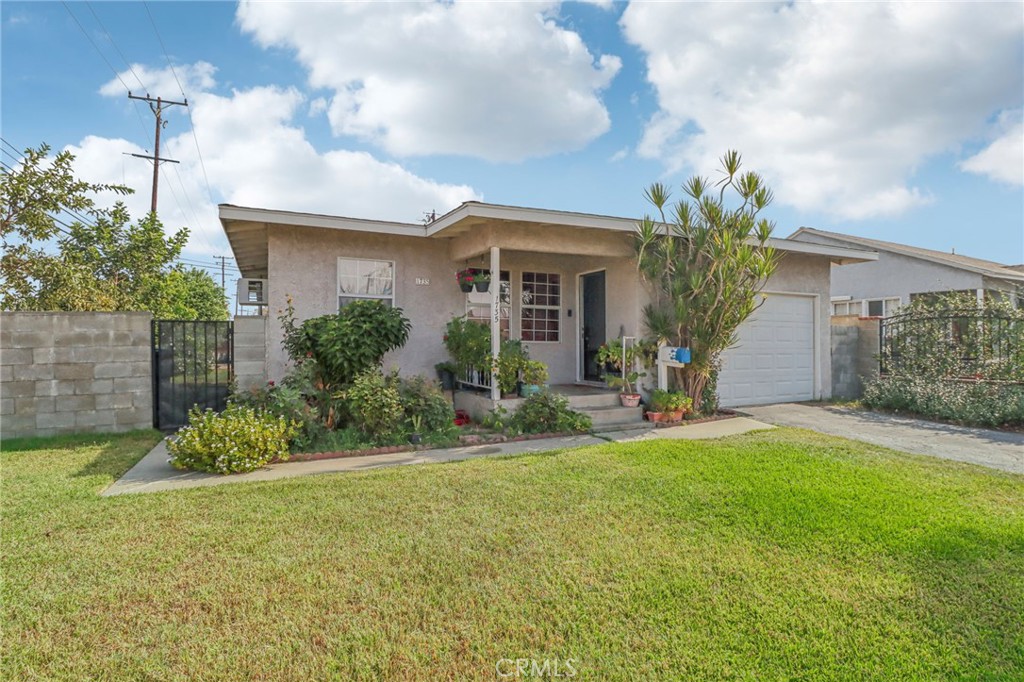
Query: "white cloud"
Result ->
[[86, 65, 479, 260], [621, 2, 1024, 219], [960, 111, 1024, 186], [98, 61, 217, 100], [236, 1, 621, 162]]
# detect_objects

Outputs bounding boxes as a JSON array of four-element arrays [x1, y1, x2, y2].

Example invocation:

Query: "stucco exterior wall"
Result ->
[[265, 224, 836, 398], [266, 224, 642, 385], [793, 233, 984, 304]]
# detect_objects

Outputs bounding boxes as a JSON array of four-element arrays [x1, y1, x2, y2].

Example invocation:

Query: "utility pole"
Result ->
[[213, 255, 231, 292], [127, 93, 187, 215]]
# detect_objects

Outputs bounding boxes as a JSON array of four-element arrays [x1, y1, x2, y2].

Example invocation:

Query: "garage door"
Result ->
[[717, 294, 815, 407]]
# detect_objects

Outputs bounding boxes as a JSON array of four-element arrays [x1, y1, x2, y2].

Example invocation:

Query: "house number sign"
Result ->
[[415, 277, 430, 286]]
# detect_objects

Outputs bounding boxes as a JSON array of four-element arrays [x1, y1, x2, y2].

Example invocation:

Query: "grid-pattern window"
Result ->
[[521, 272, 560, 342], [338, 257, 394, 308]]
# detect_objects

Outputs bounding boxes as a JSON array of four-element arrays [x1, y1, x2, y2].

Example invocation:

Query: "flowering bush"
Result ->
[[865, 293, 1024, 427], [168, 405, 298, 474], [862, 376, 1024, 428]]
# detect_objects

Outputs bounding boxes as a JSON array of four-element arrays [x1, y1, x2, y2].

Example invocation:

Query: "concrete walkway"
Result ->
[[741, 403, 1024, 475], [102, 417, 774, 496]]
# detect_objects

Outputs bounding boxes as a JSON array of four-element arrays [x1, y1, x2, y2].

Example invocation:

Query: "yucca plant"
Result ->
[[635, 150, 780, 413]]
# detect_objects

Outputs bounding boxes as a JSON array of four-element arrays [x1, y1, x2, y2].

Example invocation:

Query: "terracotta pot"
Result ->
[[646, 411, 666, 422], [669, 410, 684, 422], [620, 393, 642, 408]]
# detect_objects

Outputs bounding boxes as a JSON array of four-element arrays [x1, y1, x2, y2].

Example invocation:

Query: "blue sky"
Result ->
[[3, 0, 1022, 286]]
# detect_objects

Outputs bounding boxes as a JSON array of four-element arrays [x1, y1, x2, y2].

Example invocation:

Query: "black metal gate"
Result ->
[[152, 320, 234, 430]]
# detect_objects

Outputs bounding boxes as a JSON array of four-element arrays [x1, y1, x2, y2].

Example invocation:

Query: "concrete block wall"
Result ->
[[830, 315, 881, 399], [1, 312, 153, 439], [233, 315, 268, 392]]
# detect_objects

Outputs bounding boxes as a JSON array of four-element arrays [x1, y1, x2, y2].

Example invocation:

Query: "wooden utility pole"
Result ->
[[213, 255, 231, 291], [128, 93, 187, 215]]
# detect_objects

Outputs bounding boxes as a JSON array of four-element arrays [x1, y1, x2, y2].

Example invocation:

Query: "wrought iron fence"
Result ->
[[879, 308, 1024, 381], [152, 319, 234, 430]]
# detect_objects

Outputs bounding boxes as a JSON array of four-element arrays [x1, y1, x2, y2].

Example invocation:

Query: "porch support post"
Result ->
[[490, 246, 501, 401]]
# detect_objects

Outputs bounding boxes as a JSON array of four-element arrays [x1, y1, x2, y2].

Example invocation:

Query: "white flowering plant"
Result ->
[[168, 404, 299, 474]]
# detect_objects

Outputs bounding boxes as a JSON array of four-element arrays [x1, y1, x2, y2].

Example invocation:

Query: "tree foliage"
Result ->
[[635, 150, 780, 412], [1, 142, 226, 319]]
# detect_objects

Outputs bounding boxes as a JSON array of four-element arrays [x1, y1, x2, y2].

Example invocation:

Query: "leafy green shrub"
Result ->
[[862, 376, 1024, 428], [168, 405, 297, 474], [398, 375, 455, 434], [444, 315, 492, 373], [298, 301, 411, 389], [345, 369, 405, 441], [232, 377, 326, 453], [499, 393, 592, 435]]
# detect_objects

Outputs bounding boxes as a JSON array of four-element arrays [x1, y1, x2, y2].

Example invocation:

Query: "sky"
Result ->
[[2, 0, 1023, 295]]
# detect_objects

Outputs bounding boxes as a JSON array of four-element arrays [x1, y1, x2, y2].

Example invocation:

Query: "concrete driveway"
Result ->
[[740, 403, 1023, 475]]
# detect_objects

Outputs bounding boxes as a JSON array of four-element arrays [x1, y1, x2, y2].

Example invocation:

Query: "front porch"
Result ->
[[454, 384, 644, 429], [443, 216, 642, 400]]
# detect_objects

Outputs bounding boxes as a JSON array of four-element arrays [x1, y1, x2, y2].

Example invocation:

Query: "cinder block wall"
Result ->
[[1, 312, 153, 439], [830, 315, 881, 399], [233, 315, 268, 392]]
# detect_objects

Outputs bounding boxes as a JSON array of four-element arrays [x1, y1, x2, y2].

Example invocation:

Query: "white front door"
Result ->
[[717, 293, 816, 407]]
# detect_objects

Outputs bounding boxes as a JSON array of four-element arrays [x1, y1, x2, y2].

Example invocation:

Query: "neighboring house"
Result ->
[[790, 227, 1024, 316], [220, 202, 875, 408]]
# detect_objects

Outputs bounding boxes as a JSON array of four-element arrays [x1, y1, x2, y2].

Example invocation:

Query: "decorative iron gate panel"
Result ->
[[152, 320, 234, 430]]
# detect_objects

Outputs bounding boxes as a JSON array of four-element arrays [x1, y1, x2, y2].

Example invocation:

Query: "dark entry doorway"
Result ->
[[580, 270, 606, 382]]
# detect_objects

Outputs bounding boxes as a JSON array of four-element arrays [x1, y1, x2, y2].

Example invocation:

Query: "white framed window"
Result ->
[[864, 297, 901, 317], [466, 270, 511, 337], [521, 272, 561, 343], [832, 300, 857, 316], [337, 257, 394, 308]]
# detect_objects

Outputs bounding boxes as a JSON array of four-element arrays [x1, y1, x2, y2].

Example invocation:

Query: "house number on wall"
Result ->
[[415, 278, 430, 286]]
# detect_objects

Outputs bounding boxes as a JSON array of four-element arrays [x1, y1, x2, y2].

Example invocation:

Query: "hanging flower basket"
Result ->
[[474, 275, 491, 293], [456, 269, 475, 292]]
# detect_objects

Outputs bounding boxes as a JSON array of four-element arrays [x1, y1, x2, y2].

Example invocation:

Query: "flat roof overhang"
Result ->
[[219, 201, 878, 278]]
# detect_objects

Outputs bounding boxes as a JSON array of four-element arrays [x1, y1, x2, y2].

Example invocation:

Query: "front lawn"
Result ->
[[3, 428, 1022, 680]]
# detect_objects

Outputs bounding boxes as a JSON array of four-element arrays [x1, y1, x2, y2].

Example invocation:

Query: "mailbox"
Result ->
[[657, 346, 691, 366]]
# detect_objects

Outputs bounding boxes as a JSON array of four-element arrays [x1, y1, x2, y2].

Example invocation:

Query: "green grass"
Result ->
[[3, 428, 1022, 680]]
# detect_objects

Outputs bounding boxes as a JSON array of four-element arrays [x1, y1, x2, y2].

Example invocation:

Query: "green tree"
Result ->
[[635, 150, 780, 413], [1, 142, 226, 319]]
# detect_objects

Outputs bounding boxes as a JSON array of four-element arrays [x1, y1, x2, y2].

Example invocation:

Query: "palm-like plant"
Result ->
[[635, 150, 780, 413]]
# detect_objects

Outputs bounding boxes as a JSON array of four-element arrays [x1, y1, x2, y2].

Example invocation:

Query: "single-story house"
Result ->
[[790, 227, 1024, 316], [220, 202, 875, 410]]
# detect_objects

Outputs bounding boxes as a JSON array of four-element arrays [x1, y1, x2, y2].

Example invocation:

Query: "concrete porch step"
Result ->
[[579, 405, 644, 428], [562, 392, 623, 409]]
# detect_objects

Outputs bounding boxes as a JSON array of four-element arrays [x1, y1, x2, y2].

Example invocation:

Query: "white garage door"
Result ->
[[717, 294, 815, 407]]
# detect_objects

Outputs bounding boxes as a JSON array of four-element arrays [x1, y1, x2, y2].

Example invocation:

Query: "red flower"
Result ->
[[267, 380, 275, 387]]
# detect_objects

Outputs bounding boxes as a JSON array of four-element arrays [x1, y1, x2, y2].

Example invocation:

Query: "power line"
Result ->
[[142, 1, 217, 206], [61, 1, 131, 94], [171, 163, 204, 230], [84, 1, 148, 92]]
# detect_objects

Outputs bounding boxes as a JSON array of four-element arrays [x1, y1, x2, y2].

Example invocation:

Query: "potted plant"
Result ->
[[456, 269, 475, 293], [648, 389, 691, 423], [474, 271, 491, 293], [519, 360, 549, 397], [435, 361, 457, 391], [408, 414, 423, 444], [489, 339, 528, 399], [595, 338, 651, 407]]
